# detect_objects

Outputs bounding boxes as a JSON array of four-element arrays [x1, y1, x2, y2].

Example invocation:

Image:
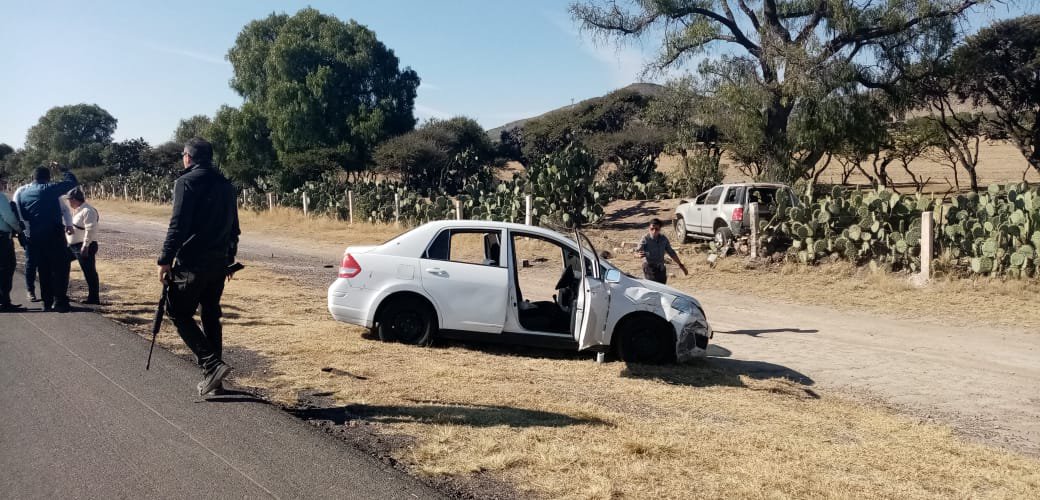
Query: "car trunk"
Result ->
[[744, 186, 782, 221]]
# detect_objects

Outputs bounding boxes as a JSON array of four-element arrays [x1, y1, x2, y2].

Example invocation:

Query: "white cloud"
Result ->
[[414, 103, 452, 121], [541, 10, 649, 86], [149, 44, 228, 66]]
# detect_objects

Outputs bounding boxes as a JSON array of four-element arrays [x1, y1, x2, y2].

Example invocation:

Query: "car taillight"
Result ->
[[339, 253, 361, 278], [732, 207, 744, 222]]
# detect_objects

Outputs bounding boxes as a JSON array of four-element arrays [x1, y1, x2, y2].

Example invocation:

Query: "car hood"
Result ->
[[623, 275, 705, 312]]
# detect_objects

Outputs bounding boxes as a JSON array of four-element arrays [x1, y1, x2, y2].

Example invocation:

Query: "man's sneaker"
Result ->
[[27, 292, 39, 302], [197, 364, 232, 396], [197, 381, 229, 396]]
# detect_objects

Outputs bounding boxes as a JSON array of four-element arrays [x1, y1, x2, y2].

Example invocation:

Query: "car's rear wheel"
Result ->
[[615, 315, 675, 364], [377, 296, 435, 346], [714, 224, 734, 251], [673, 216, 692, 244]]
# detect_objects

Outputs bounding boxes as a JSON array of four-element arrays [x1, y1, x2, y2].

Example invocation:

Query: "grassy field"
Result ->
[[94, 256, 1040, 499], [86, 198, 1040, 498]]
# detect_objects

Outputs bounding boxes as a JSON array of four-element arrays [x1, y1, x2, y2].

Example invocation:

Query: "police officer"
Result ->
[[0, 180, 27, 312], [16, 163, 78, 312], [157, 138, 241, 396]]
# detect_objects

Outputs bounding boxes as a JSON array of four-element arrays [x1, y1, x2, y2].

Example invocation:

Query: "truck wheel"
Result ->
[[673, 216, 692, 244], [714, 225, 734, 251]]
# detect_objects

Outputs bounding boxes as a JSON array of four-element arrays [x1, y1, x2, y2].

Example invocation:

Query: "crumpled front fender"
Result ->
[[623, 288, 712, 362]]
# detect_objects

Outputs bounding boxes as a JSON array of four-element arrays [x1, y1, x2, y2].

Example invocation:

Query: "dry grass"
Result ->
[[94, 257, 1040, 499]]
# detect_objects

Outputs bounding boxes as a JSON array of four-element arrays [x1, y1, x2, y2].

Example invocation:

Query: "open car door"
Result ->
[[572, 229, 610, 350]]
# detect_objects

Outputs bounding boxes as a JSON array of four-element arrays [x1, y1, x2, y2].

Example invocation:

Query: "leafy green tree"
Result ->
[[520, 87, 660, 164], [141, 141, 184, 179], [227, 8, 420, 186], [571, 0, 986, 183], [375, 117, 496, 194], [102, 137, 151, 175], [207, 104, 278, 188], [645, 77, 724, 195], [173, 115, 213, 144], [24, 103, 117, 167], [953, 14, 1040, 173], [0, 143, 15, 182]]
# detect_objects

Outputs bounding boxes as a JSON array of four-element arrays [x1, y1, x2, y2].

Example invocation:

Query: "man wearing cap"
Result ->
[[16, 163, 78, 312], [158, 137, 240, 396], [0, 179, 27, 312], [65, 187, 101, 305]]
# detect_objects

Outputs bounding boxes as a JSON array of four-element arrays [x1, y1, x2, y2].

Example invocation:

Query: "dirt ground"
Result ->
[[91, 206, 1040, 461]]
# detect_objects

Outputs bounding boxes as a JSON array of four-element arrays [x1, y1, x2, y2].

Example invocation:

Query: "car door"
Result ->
[[696, 186, 725, 234], [686, 190, 710, 234], [572, 230, 610, 350], [419, 228, 508, 333]]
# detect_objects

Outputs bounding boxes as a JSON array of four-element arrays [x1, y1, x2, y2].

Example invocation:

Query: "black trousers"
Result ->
[[642, 262, 667, 284], [70, 242, 100, 302], [23, 237, 37, 294], [29, 229, 71, 308], [0, 233, 15, 306], [167, 268, 226, 375]]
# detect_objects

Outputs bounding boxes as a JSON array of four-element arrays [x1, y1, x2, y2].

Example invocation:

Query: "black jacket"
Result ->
[[158, 163, 240, 271]]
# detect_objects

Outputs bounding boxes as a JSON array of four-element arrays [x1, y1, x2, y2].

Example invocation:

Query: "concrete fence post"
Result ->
[[123, 185, 128, 201], [139, 186, 144, 201], [455, 198, 462, 220], [267, 192, 274, 212], [749, 202, 759, 258], [920, 211, 934, 278], [302, 192, 309, 216], [348, 190, 354, 225], [394, 192, 400, 226], [525, 194, 533, 225]]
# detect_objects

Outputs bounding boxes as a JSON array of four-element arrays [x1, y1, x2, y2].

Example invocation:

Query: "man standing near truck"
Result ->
[[637, 218, 688, 284]]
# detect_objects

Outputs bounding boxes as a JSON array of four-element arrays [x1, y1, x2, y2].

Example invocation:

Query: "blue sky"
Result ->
[[0, 0, 1031, 148]]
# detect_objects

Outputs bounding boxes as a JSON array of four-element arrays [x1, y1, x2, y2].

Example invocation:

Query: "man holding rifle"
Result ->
[[157, 138, 241, 396]]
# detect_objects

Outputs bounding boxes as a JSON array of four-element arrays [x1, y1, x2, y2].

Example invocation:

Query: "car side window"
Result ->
[[723, 186, 744, 204], [704, 186, 724, 205], [694, 191, 710, 205], [424, 229, 503, 267]]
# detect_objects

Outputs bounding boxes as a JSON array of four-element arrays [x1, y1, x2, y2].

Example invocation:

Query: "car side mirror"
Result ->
[[604, 269, 621, 283]]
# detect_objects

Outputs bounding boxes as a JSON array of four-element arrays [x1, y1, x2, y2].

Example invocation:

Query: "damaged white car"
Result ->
[[328, 220, 712, 363]]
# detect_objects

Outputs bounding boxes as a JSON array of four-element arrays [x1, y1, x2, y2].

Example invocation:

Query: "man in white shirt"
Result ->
[[64, 187, 100, 304]]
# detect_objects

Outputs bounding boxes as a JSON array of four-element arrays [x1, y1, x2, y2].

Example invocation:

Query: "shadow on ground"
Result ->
[[598, 200, 669, 230], [715, 327, 819, 336], [621, 357, 816, 394], [291, 401, 611, 428]]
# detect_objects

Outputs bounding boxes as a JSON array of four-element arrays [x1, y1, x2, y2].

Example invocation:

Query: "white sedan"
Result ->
[[327, 220, 712, 363]]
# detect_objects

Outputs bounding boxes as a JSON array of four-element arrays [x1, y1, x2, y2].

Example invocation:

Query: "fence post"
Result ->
[[267, 193, 273, 212], [123, 185, 128, 201], [455, 198, 462, 220], [302, 192, 309, 216], [749, 202, 759, 258], [394, 192, 400, 226], [525, 194, 532, 225], [920, 211, 934, 280], [348, 190, 354, 225], [139, 186, 144, 201]]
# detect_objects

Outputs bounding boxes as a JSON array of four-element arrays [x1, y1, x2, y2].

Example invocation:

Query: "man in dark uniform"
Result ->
[[637, 218, 688, 284], [16, 163, 78, 312], [157, 138, 241, 396]]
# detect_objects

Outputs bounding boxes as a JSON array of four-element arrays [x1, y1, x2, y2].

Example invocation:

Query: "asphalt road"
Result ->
[[0, 274, 439, 499]]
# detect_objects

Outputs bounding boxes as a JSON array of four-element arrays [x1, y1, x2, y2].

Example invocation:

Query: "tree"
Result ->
[[24, 103, 117, 167], [173, 115, 213, 144], [374, 117, 496, 194], [141, 141, 184, 179], [101, 138, 151, 175], [953, 15, 1040, 174], [0, 143, 15, 181], [207, 104, 278, 188], [520, 87, 660, 164], [227, 8, 420, 186], [571, 0, 986, 183]]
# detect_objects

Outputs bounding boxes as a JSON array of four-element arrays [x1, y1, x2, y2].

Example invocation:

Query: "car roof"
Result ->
[[417, 219, 576, 240], [716, 182, 789, 188]]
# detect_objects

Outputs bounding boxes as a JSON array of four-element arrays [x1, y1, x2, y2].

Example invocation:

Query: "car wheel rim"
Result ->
[[391, 312, 425, 342]]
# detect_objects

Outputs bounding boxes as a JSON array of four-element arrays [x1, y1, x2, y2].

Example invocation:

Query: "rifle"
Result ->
[[146, 281, 169, 370], [145, 261, 243, 370]]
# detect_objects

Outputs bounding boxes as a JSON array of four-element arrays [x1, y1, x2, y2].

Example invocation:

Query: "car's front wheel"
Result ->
[[615, 315, 676, 364], [377, 296, 435, 346]]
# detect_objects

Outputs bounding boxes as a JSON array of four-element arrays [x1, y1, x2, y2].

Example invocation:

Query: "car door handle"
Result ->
[[425, 268, 447, 276]]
